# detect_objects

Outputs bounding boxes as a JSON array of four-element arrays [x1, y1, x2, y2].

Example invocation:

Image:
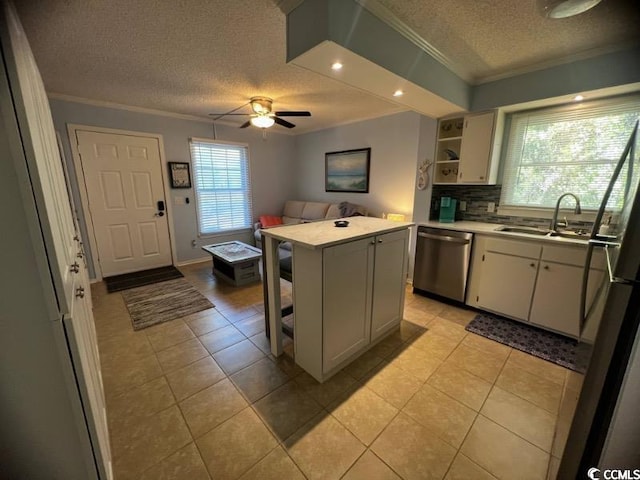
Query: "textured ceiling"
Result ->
[[14, 0, 640, 134], [370, 0, 640, 83]]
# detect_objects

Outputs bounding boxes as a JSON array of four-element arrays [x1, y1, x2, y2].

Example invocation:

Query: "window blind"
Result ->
[[501, 96, 640, 210], [189, 139, 253, 235]]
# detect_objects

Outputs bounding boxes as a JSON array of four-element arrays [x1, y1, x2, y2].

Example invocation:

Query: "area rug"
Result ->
[[466, 313, 592, 373], [122, 278, 214, 330], [105, 265, 184, 293]]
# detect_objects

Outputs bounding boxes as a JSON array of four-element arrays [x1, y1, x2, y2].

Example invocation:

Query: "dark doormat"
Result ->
[[466, 313, 592, 373], [105, 265, 184, 293], [121, 278, 214, 330]]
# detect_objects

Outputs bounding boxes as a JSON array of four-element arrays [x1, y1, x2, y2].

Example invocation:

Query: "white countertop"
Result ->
[[419, 220, 590, 246], [261, 216, 414, 249]]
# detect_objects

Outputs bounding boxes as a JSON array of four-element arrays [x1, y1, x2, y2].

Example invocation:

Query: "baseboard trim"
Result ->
[[176, 257, 211, 267]]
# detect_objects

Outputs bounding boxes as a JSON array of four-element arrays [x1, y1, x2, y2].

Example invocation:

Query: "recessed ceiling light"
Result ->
[[574, 95, 585, 101], [331, 62, 343, 71], [393, 90, 404, 97]]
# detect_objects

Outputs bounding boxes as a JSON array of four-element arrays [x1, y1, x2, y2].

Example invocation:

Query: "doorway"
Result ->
[[71, 127, 174, 278]]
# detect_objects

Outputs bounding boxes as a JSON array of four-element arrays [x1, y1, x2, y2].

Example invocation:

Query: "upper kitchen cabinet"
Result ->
[[434, 111, 504, 185]]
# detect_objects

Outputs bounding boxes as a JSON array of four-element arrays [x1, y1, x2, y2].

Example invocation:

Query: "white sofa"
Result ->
[[254, 200, 367, 250]]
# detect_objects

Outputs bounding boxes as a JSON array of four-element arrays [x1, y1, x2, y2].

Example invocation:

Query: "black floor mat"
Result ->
[[466, 313, 592, 373], [105, 265, 184, 293]]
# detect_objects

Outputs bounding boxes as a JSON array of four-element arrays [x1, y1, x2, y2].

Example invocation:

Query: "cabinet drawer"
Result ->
[[541, 244, 606, 269], [485, 237, 541, 259], [541, 244, 585, 267]]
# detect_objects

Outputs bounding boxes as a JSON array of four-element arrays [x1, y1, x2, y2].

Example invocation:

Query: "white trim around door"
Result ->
[[67, 124, 178, 280]]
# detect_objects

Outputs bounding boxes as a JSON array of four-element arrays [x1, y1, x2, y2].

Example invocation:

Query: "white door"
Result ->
[[64, 263, 112, 479], [371, 229, 408, 341], [323, 237, 374, 373], [459, 111, 494, 183], [76, 131, 172, 277], [477, 251, 539, 321]]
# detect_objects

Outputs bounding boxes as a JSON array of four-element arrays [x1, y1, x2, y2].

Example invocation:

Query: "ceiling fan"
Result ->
[[209, 96, 311, 129]]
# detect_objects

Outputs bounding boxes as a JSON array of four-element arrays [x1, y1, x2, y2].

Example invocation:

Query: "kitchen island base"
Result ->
[[262, 217, 411, 383]]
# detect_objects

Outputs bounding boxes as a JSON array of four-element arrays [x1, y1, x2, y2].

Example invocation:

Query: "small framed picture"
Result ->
[[168, 162, 191, 188]]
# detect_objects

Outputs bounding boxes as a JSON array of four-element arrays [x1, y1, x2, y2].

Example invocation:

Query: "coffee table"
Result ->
[[202, 241, 262, 286]]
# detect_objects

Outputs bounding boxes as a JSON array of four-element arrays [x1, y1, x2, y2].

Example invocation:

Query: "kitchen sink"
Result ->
[[495, 225, 591, 240], [494, 226, 551, 236], [549, 230, 591, 239]]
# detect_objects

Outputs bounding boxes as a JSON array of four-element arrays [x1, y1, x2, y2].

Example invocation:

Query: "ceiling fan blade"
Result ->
[[239, 120, 251, 128], [208, 113, 251, 116], [274, 111, 311, 117], [274, 117, 296, 128]]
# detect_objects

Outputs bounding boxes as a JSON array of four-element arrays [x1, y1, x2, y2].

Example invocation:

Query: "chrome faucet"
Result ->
[[551, 193, 582, 232]]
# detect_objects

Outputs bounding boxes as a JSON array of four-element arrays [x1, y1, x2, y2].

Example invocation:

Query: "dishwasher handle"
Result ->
[[418, 232, 471, 244]]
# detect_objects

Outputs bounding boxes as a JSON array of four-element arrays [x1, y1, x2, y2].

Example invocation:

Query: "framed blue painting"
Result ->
[[325, 148, 371, 193]]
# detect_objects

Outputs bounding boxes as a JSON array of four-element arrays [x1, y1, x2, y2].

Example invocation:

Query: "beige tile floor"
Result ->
[[92, 261, 584, 480]]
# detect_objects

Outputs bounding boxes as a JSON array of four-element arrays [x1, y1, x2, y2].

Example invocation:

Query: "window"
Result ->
[[189, 138, 252, 235], [501, 96, 640, 211]]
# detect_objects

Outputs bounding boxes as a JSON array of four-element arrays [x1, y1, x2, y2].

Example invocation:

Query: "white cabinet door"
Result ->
[[458, 111, 495, 183], [4, 4, 78, 314], [322, 237, 374, 373], [371, 229, 408, 341], [530, 262, 605, 337], [477, 251, 538, 320], [63, 284, 111, 479]]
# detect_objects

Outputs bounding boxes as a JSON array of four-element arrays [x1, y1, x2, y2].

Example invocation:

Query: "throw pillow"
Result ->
[[259, 215, 283, 228]]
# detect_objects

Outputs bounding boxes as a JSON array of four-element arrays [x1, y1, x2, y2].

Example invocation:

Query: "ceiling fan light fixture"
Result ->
[[538, 0, 602, 18], [250, 96, 273, 115], [250, 115, 275, 128]]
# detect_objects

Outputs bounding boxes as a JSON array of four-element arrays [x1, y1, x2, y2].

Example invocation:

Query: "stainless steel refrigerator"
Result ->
[[560, 120, 640, 477]]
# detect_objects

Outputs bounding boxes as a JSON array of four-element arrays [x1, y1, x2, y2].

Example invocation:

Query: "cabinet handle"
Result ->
[[530, 262, 536, 267], [480, 176, 484, 180], [75, 286, 85, 298], [543, 265, 549, 270], [378, 239, 383, 243], [70, 262, 80, 273], [370, 240, 375, 245]]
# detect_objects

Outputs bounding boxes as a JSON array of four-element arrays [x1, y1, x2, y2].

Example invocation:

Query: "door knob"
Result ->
[[155, 212, 165, 217]]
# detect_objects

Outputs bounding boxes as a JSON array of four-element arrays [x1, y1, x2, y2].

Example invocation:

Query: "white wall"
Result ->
[[49, 98, 297, 276], [293, 111, 427, 218]]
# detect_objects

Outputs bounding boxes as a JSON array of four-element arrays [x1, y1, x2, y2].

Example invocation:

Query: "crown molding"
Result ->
[[355, 0, 474, 83], [47, 93, 218, 123], [46, 93, 300, 134]]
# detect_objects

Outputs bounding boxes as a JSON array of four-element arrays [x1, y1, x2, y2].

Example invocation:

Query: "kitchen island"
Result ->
[[261, 216, 413, 382]]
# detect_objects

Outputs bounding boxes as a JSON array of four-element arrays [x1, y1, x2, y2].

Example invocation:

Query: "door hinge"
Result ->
[[482, 254, 485, 261], [476, 295, 479, 302]]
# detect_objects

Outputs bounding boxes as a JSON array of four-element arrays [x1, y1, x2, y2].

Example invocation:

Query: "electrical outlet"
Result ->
[[487, 202, 496, 213], [459, 201, 467, 211]]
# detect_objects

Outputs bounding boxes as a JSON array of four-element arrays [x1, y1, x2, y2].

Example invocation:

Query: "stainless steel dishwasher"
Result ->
[[413, 226, 473, 302]]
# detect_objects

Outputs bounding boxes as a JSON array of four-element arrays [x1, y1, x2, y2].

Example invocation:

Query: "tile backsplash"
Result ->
[[430, 185, 593, 229]]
